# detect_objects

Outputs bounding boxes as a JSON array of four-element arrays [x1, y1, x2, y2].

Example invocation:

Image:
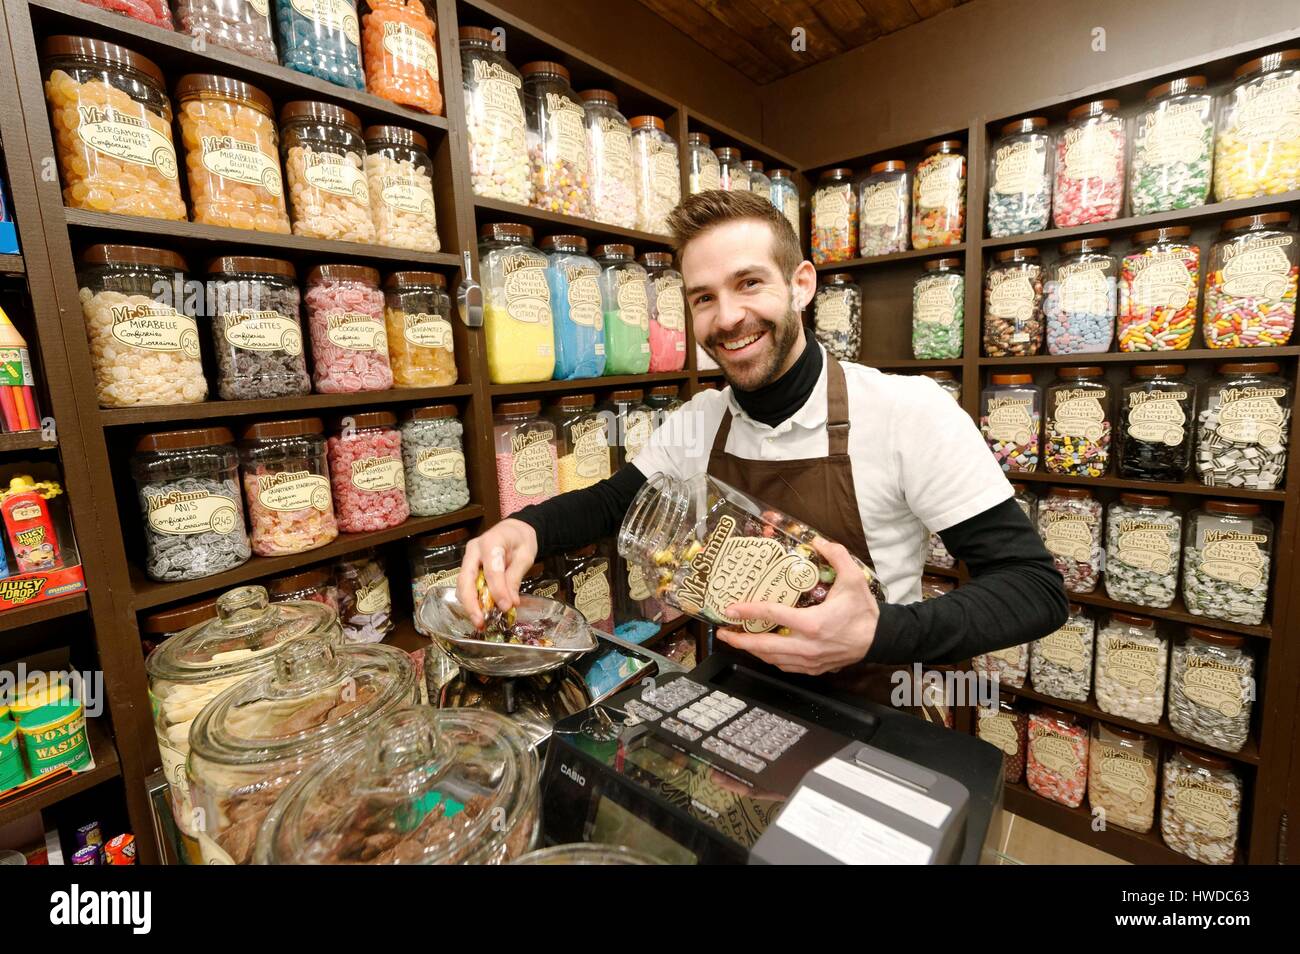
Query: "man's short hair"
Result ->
[[666, 190, 802, 283]]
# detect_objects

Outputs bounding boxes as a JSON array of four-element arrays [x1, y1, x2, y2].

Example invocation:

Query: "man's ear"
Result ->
[[790, 259, 818, 311]]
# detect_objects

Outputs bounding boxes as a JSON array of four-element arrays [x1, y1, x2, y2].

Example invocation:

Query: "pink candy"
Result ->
[[1026, 711, 1089, 807], [305, 279, 394, 394], [327, 425, 410, 533], [495, 447, 558, 518]]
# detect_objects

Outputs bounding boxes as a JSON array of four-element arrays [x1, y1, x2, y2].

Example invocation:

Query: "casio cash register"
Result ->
[[541, 654, 1004, 864]]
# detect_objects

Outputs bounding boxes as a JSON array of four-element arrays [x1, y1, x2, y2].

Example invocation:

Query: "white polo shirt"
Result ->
[[631, 349, 1013, 605]]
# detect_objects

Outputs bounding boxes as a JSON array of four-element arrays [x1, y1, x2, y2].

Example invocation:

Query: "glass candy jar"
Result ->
[[480, 223, 555, 384], [1182, 500, 1272, 627], [1118, 364, 1195, 481], [1044, 366, 1111, 476], [812, 273, 861, 362], [493, 400, 558, 518], [811, 167, 856, 265], [983, 246, 1044, 356], [1168, 628, 1255, 753], [1161, 748, 1243, 865], [1053, 98, 1125, 227], [1213, 50, 1300, 201], [912, 139, 965, 248], [383, 270, 455, 387], [1104, 493, 1181, 609], [686, 131, 720, 195], [1044, 237, 1117, 355], [987, 117, 1052, 237], [206, 255, 310, 401], [239, 417, 338, 556], [1195, 362, 1291, 490], [1088, 723, 1158, 834], [459, 27, 529, 205], [1095, 613, 1168, 725], [629, 115, 679, 235], [1129, 76, 1214, 214], [1204, 213, 1297, 349], [1038, 486, 1103, 593], [521, 61, 590, 217], [364, 125, 440, 252], [581, 89, 637, 229], [981, 373, 1041, 472], [643, 253, 687, 372], [401, 405, 470, 518], [280, 100, 375, 243], [1118, 227, 1200, 352], [1029, 603, 1095, 701], [858, 159, 910, 256], [912, 258, 963, 359]]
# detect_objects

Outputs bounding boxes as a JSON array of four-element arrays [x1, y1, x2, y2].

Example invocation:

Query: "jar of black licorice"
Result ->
[[1118, 364, 1195, 481]]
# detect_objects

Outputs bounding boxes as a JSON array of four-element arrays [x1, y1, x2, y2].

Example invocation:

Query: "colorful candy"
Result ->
[[1053, 100, 1125, 227], [460, 29, 531, 205], [977, 702, 1027, 784], [986, 118, 1051, 238], [1118, 228, 1199, 352], [305, 265, 393, 393], [1205, 213, 1297, 349], [80, 0, 174, 28], [981, 374, 1041, 472], [493, 400, 558, 518], [522, 62, 591, 217], [240, 418, 338, 556], [644, 253, 687, 372], [597, 244, 650, 376], [858, 160, 910, 256], [1026, 708, 1089, 808], [812, 169, 856, 265], [362, 0, 443, 114], [983, 248, 1043, 356], [912, 140, 965, 248], [1044, 367, 1111, 476], [1038, 486, 1102, 594], [275, 0, 364, 90], [1128, 77, 1214, 214], [1044, 238, 1116, 355], [327, 412, 409, 533]]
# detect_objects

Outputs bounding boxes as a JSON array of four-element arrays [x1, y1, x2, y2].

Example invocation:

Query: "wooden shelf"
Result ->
[[684, 111, 802, 171], [814, 244, 966, 272], [0, 592, 87, 632], [980, 347, 1300, 366], [472, 196, 674, 249], [923, 564, 962, 580], [870, 359, 964, 371], [0, 430, 55, 452], [1008, 470, 1287, 502], [0, 254, 23, 275], [1070, 590, 1271, 639], [488, 372, 691, 397], [130, 505, 484, 609], [0, 718, 120, 830]]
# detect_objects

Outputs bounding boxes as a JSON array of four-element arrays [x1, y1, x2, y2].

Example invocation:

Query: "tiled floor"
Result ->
[[992, 813, 1130, 865]]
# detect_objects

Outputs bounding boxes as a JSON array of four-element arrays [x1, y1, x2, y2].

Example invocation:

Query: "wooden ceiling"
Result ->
[[634, 0, 970, 83]]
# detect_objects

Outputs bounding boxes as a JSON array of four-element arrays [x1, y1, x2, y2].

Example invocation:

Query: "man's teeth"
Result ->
[[722, 333, 761, 351]]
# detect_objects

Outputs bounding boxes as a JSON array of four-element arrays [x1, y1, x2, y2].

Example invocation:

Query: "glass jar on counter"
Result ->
[[1119, 227, 1199, 352], [1053, 98, 1125, 227], [1026, 706, 1089, 808], [912, 139, 965, 248], [1195, 362, 1291, 490], [1029, 603, 1094, 701], [364, 125, 440, 252], [983, 246, 1043, 356], [274, 0, 363, 88], [686, 132, 720, 195], [1169, 628, 1255, 753], [716, 148, 750, 192], [1129, 76, 1214, 214], [1214, 49, 1300, 201], [327, 411, 408, 533], [769, 168, 801, 244], [266, 567, 338, 613], [239, 417, 338, 556], [596, 244, 651, 376], [480, 223, 555, 384], [1104, 493, 1181, 608], [912, 258, 963, 360], [1095, 613, 1168, 725], [42, 36, 186, 220], [410, 527, 467, 631], [1012, 482, 1037, 525], [494, 400, 558, 518], [206, 256, 309, 401], [541, 234, 604, 380], [811, 167, 856, 265], [812, 273, 861, 362], [564, 544, 615, 634], [76, 245, 207, 408], [743, 160, 770, 200], [1038, 486, 1103, 593], [140, 597, 218, 658], [334, 549, 393, 642], [987, 116, 1052, 238], [187, 636, 416, 863], [280, 100, 375, 243], [176, 0, 277, 63], [145, 584, 340, 838], [603, 389, 654, 467], [1161, 747, 1243, 865], [922, 369, 961, 403], [550, 393, 611, 494], [971, 641, 1028, 689], [629, 115, 679, 235], [1044, 365, 1112, 476], [1183, 500, 1272, 626], [581, 90, 636, 229], [383, 270, 455, 387], [361, 0, 442, 115], [522, 61, 590, 217], [1119, 364, 1195, 480], [401, 404, 469, 517], [976, 699, 1027, 784], [1088, 722, 1159, 834], [176, 74, 289, 233], [643, 252, 687, 372], [1044, 237, 1117, 355], [305, 264, 391, 392], [1205, 213, 1297, 348], [981, 373, 1041, 472], [459, 27, 530, 205], [858, 159, 910, 256]]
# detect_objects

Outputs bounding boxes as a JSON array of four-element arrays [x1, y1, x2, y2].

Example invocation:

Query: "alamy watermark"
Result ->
[[0, 665, 106, 717]]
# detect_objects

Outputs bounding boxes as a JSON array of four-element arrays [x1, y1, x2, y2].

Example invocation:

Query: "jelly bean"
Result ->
[[1118, 234, 1199, 353]]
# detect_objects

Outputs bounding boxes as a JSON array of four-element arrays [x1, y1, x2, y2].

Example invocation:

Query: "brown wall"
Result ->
[[760, 0, 1300, 167]]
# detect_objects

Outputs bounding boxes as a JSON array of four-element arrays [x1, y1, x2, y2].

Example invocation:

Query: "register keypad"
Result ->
[[718, 707, 808, 760], [641, 678, 707, 713]]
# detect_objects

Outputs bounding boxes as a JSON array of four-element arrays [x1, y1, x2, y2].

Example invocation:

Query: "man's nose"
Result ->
[[714, 291, 747, 332]]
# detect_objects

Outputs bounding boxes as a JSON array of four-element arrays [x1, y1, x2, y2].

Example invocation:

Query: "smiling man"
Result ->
[[459, 190, 1067, 707]]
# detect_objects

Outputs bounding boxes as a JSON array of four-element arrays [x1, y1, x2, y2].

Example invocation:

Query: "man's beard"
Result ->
[[704, 304, 801, 392]]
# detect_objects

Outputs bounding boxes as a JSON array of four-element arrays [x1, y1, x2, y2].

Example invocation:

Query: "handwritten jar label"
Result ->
[[111, 303, 200, 356], [200, 135, 282, 196], [223, 311, 302, 354], [350, 456, 404, 492], [257, 471, 331, 512], [76, 105, 178, 180], [326, 313, 386, 352], [416, 447, 465, 480], [146, 490, 239, 536]]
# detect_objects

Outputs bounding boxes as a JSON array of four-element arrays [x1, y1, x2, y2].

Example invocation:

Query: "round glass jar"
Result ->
[[1195, 361, 1291, 490], [812, 273, 861, 362], [595, 244, 650, 376], [1161, 747, 1243, 865], [364, 125, 440, 252], [522, 61, 590, 217], [361, 0, 442, 115], [1026, 705, 1089, 808], [176, 0, 277, 63], [140, 597, 218, 659], [769, 168, 801, 244], [274, 0, 364, 89], [334, 549, 393, 642], [280, 100, 375, 243], [1029, 603, 1094, 701], [1182, 500, 1272, 626], [1118, 226, 1200, 352], [629, 115, 679, 235], [1205, 212, 1297, 349], [643, 252, 687, 372], [206, 255, 310, 401], [811, 167, 856, 265], [1044, 237, 1117, 355], [541, 234, 604, 381], [410, 527, 468, 632], [549, 393, 612, 494], [983, 246, 1044, 357], [305, 263, 391, 393], [1088, 722, 1159, 834], [581, 89, 636, 229], [912, 139, 965, 248], [644, 384, 684, 426], [480, 223, 555, 384], [401, 404, 469, 517], [743, 159, 770, 200], [923, 369, 961, 403], [1168, 628, 1254, 753], [383, 270, 455, 387], [327, 410, 408, 533], [1053, 98, 1125, 227], [716, 147, 750, 192], [1129, 76, 1214, 215], [1118, 364, 1195, 481], [239, 417, 338, 556], [493, 400, 558, 517], [1038, 486, 1102, 593], [1095, 613, 1168, 725], [1044, 365, 1112, 476], [981, 373, 1041, 472], [459, 27, 530, 204], [686, 131, 720, 195], [858, 159, 910, 256], [976, 698, 1027, 784], [1104, 492, 1181, 608], [266, 567, 338, 613], [1213, 49, 1300, 201], [987, 117, 1052, 238]]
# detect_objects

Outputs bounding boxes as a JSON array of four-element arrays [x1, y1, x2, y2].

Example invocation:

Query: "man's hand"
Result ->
[[716, 538, 880, 675], [456, 519, 539, 627]]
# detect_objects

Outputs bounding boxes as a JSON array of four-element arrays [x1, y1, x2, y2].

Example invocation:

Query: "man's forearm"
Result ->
[[512, 465, 648, 556]]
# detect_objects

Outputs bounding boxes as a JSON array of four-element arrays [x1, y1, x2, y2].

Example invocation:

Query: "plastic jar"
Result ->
[[629, 115, 679, 235], [643, 252, 687, 372], [596, 244, 651, 376], [520, 560, 567, 602], [176, 0, 277, 63], [239, 417, 337, 556], [981, 373, 1041, 472], [1088, 723, 1158, 834], [1119, 364, 1195, 481], [77, 245, 207, 408], [977, 699, 1027, 784], [334, 549, 393, 642], [42, 36, 186, 220], [364, 125, 440, 252], [1038, 486, 1102, 593], [983, 246, 1043, 356], [924, 369, 961, 403], [1119, 227, 1200, 352], [1129, 76, 1214, 214], [564, 544, 616, 634], [912, 139, 965, 249], [1029, 603, 1095, 701], [716, 148, 750, 192], [401, 404, 469, 517], [971, 641, 1028, 689], [522, 61, 590, 217], [1205, 213, 1297, 348], [550, 393, 612, 493], [581, 90, 636, 228], [459, 27, 530, 205], [410, 527, 467, 631], [362, 0, 442, 114], [686, 132, 720, 195], [494, 400, 558, 517], [383, 270, 455, 387], [912, 257, 963, 359], [812, 273, 861, 362], [603, 389, 654, 467], [274, 0, 364, 89], [769, 168, 801, 244], [1104, 493, 1181, 608], [1161, 747, 1243, 864], [858, 159, 910, 256], [1095, 613, 1168, 724], [305, 264, 392, 392], [280, 101, 375, 243], [1026, 706, 1088, 808], [132, 427, 251, 581], [176, 74, 289, 233], [1183, 500, 1272, 626], [266, 567, 338, 612], [80, 0, 173, 27], [480, 223, 555, 384], [206, 255, 310, 401], [1053, 99, 1125, 227], [811, 167, 856, 264], [1012, 482, 1038, 524], [540, 234, 604, 380], [645, 384, 684, 425], [1214, 49, 1300, 201], [743, 160, 770, 200], [327, 411, 408, 532], [1169, 628, 1254, 753], [1044, 237, 1117, 355], [1195, 362, 1291, 490], [987, 117, 1052, 238], [1044, 365, 1111, 476]]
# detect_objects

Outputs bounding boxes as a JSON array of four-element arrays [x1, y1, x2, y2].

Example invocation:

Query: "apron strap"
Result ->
[[710, 350, 852, 456]]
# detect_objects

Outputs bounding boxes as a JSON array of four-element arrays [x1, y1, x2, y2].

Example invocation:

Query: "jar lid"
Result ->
[[1186, 627, 1247, 649], [554, 392, 596, 410], [1217, 361, 1281, 374], [496, 399, 542, 416], [1132, 363, 1185, 377], [567, 544, 598, 558], [480, 222, 535, 244], [241, 417, 324, 441], [306, 264, 380, 285], [995, 247, 1038, 261], [1146, 75, 1207, 100], [923, 140, 962, 155], [924, 257, 961, 270], [521, 60, 571, 83], [990, 373, 1033, 384], [1175, 745, 1234, 771], [405, 404, 458, 421], [1204, 500, 1262, 516], [1034, 704, 1078, 725], [80, 244, 187, 272], [1057, 366, 1104, 378], [42, 35, 165, 86], [135, 427, 234, 453], [869, 159, 907, 174], [385, 270, 446, 290], [1100, 722, 1151, 745], [609, 389, 645, 402], [824, 273, 856, 285], [1060, 237, 1111, 254], [1109, 611, 1156, 629], [339, 410, 397, 430], [770, 168, 794, 179], [1049, 486, 1094, 500], [539, 234, 588, 254], [1222, 212, 1293, 232], [715, 147, 742, 162], [922, 370, 955, 380], [1119, 491, 1171, 508], [579, 88, 617, 107], [1133, 225, 1191, 243], [279, 100, 362, 132], [141, 596, 219, 635], [595, 244, 635, 260], [1234, 49, 1300, 79], [687, 132, 711, 146], [363, 125, 429, 152], [266, 567, 333, 597], [649, 384, 680, 397], [1067, 98, 1119, 121], [1000, 116, 1048, 135], [175, 74, 273, 117], [415, 527, 469, 549], [206, 255, 295, 279], [819, 167, 854, 180], [629, 115, 665, 131], [640, 252, 673, 268], [458, 26, 495, 44], [741, 160, 764, 173]]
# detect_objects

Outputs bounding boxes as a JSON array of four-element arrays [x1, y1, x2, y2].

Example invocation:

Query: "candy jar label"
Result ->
[[654, 276, 686, 331], [302, 152, 369, 203], [1183, 663, 1246, 718], [573, 418, 611, 480], [916, 279, 956, 326], [566, 273, 602, 328], [1220, 236, 1294, 299], [403, 313, 453, 350], [145, 491, 239, 536], [1058, 263, 1112, 315], [248, 0, 270, 15], [1201, 532, 1267, 586], [473, 61, 526, 143], [1103, 637, 1162, 692], [75, 105, 179, 180], [110, 303, 200, 357], [1127, 392, 1186, 445], [1029, 732, 1079, 776], [1044, 513, 1095, 563], [1099, 747, 1153, 805], [416, 446, 465, 479], [862, 180, 902, 227], [379, 176, 436, 216], [627, 561, 652, 601], [157, 740, 195, 835], [977, 712, 1019, 756], [727, 169, 751, 191], [224, 311, 302, 354], [257, 471, 331, 512], [1216, 389, 1286, 445], [1117, 519, 1174, 571], [356, 577, 391, 615], [512, 430, 555, 496], [381, 21, 439, 80], [546, 93, 589, 171], [1172, 784, 1232, 838], [989, 645, 1025, 666], [200, 135, 283, 197], [1053, 391, 1106, 440], [616, 275, 650, 329], [652, 150, 678, 200], [326, 313, 387, 352], [986, 397, 1035, 444], [1040, 624, 1089, 670], [814, 185, 851, 231], [988, 272, 1036, 322], [993, 140, 1046, 194], [350, 455, 404, 492], [1233, 74, 1300, 141], [693, 154, 720, 193], [289, 0, 360, 44], [1063, 121, 1121, 180], [625, 411, 653, 461], [917, 154, 963, 209], [816, 292, 853, 334], [1140, 102, 1210, 166], [597, 120, 633, 180], [504, 260, 553, 325], [1130, 252, 1194, 310], [198, 833, 237, 865], [573, 561, 612, 624]]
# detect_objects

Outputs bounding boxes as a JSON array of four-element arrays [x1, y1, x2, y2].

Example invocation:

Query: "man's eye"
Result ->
[[742, 279, 760, 289], [693, 295, 712, 306]]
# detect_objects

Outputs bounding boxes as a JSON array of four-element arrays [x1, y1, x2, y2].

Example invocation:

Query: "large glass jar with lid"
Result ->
[[1118, 364, 1195, 480], [187, 637, 417, 864], [922, 369, 961, 403], [983, 247, 1044, 356], [912, 139, 965, 248], [858, 159, 910, 256], [326, 411, 408, 533], [145, 584, 341, 838], [686, 131, 720, 195], [981, 373, 1041, 472], [1213, 49, 1300, 201], [987, 117, 1052, 237], [812, 273, 861, 362], [602, 389, 653, 467], [1205, 212, 1297, 348], [410, 527, 468, 630], [581, 89, 636, 228], [716, 148, 750, 192], [175, 0, 277, 63], [383, 270, 455, 387], [1104, 493, 1181, 608], [769, 168, 801, 244], [912, 257, 963, 359], [480, 223, 555, 384], [743, 160, 770, 200], [1044, 237, 1117, 354], [1053, 98, 1126, 227], [1095, 613, 1169, 725], [522, 61, 590, 217], [266, 567, 337, 613], [549, 392, 612, 494], [401, 404, 469, 517], [643, 252, 687, 372], [206, 256, 309, 401], [563, 543, 615, 633], [1183, 500, 1272, 626], [1129, 76, 1214, 214], [361, 0, 443, 115], [364, 125, 440, 252], [459, 27, 530, 205], [976, 698, 1027, 783], [1038, 486, 1103, 593], [1025, 706, 1088, 807], [279, 100, 375, 243], [596, 244, 650, 376], [1088, 723, 1159, 834], [493, 400, 558, 518], [541, 234, 604, 381], [1195, 362, 1291, 490], [239, 417, 338, 556], [1029, 603, 1094, 701], [811, 168, 856, 265], [1168, 628, 1255, 753], [1118, 226, 1200, 352], [629, 115, 679, 235], [304, 264, 390, 393], [1044, 365, 1112, 476], [1161, 747, 1243, 864], [273, 0, 363, 88]]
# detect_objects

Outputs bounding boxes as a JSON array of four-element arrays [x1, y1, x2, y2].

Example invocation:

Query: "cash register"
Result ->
[[541, 653, 1004, 864]]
